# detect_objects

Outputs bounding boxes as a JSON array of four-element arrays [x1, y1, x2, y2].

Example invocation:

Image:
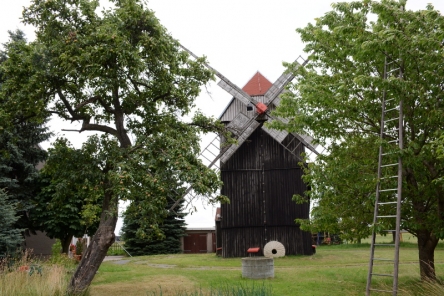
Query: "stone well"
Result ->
[[241, 257, 274, 279]]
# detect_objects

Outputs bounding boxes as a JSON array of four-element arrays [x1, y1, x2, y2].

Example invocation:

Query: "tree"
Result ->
[[272, 0, 444, 280], [0, 189, 23, 256], [0, 30, 50, 237], [32, 138, 101, 254], [122, 196, 187, 256], [1, 0, 227, 293]]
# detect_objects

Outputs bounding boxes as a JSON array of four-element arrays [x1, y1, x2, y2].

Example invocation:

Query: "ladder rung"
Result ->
[[387, 140, 399, 144], [381, 163, 398, 168], [370, 288, 394, 293], [384, 107, 399, 112], [373, 258, 394, 262], [378, 202, 397, 205], [384, 118, 399, 123], [380, 176, 398, 179], [381, 152, 396, 156], [379, 188, 397, 192], [385, 98, 396, 103], [377, 216, 397, 220], [387, 68, 400, 73], [371, 273, 394, 277]]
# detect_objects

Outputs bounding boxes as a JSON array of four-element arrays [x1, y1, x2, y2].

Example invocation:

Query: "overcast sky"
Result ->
[[1, 0, 443, 233]]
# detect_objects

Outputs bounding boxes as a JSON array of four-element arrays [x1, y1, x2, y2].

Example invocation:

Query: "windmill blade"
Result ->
[[180, 44, 256, 107], [220, 119, 260, 164], [262, 125, 288, 143], [172, 113, 260, 210], [265, 56, 309, 105], [291, 133, 319, 155], [226, 111, 252, 136], [264, 70, 295, 105], [262, 115, 320, 162], [217, 79, 257, 107], [170, 135, 222, 211]]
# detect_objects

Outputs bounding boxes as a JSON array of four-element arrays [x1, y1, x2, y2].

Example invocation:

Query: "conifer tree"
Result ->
[[0, 189, 22, 256], [0, 30, 50, 234], [122, 194, 187, 256]]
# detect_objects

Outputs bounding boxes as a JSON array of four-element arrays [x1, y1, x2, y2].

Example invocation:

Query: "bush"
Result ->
[[49, 239, 76, 267]]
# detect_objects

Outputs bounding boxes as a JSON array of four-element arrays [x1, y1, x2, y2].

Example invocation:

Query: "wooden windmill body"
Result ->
[[216, 70, 314, 257], [180, 48, 319, 257]]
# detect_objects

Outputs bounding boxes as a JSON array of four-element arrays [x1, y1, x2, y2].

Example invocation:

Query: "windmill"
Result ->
[[182, 47, 323, 257]]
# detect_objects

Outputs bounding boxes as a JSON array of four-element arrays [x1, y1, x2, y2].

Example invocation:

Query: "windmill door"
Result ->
[[183, 233, 207, 253]]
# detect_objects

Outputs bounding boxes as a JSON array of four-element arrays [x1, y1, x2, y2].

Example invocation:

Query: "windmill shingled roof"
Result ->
[[242, 71, 272, 96]]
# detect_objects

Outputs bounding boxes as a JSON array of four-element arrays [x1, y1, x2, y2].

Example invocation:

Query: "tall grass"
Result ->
[[0, 241, 80, 296], [0, 262, 68, 296]]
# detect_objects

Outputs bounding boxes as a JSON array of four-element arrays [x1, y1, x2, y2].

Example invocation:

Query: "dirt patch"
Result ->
[[91, 275, 199, 296]]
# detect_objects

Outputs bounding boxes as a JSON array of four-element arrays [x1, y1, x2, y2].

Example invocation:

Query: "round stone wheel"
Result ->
[[263, 241, 285, 258]]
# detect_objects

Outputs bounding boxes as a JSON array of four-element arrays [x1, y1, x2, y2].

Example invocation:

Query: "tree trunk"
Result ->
[[67, 191, 118, 295], [417, 229, 439, 281], [62, 234, 73, 254]]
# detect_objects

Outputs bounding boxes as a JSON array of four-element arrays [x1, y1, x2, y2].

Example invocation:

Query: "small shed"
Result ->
[[182, 228, 215, 254], [24, 231, 56, 258]]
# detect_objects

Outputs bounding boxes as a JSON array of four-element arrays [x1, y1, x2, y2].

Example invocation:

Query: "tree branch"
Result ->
[[57, 88, 86, 121], [74, 96, 100, 112], [97, 97, 115, 114], [80, 120, 118, 136]]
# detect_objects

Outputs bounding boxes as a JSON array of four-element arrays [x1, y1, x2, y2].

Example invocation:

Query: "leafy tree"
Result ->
[[273, 0, 444, 280], [0, 189, 23, 256], [122, 196, 187, 256], [0, 30, 50, 235], [1, 0, 227, 293], [32, 138, 101, 254]]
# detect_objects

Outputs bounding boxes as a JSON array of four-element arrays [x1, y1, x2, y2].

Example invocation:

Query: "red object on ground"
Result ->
[[256, 102, 267, 114], [247, 247, 260, 253]]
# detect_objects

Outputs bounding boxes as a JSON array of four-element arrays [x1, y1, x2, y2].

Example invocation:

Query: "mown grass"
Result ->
[[90, 241, 444, 296], [2, 238, 444, 295]]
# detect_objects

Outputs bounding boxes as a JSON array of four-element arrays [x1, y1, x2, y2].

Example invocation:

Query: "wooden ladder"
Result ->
[[366, 57, 404, 295]]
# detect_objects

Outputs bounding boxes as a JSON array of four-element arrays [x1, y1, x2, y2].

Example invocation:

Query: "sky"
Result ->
[[1, 0, 443, 234]]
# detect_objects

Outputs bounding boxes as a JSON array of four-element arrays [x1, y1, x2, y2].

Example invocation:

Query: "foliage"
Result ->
[[0, 0, 229, 293], [271, 0, 444, 279], [47, 239, 76, 268], [75, 239, 83, 256], [0, 30, 51, 234], [32, 138, 101, 253], [0, 189, 23, 256], [122, 196, 187, 256]]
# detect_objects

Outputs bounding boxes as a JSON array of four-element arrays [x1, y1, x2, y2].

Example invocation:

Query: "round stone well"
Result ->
[[241, 257, 274, 279]]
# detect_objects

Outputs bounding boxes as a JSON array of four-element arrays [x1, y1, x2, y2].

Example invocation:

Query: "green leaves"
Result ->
[[273, 0, 444, 243]]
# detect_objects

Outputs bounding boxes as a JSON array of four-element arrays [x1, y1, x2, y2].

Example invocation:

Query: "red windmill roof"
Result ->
[[242, 72, 272, 96]]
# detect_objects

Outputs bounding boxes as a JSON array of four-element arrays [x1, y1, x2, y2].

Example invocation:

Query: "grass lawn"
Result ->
[[90, 240, 444, 296]]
